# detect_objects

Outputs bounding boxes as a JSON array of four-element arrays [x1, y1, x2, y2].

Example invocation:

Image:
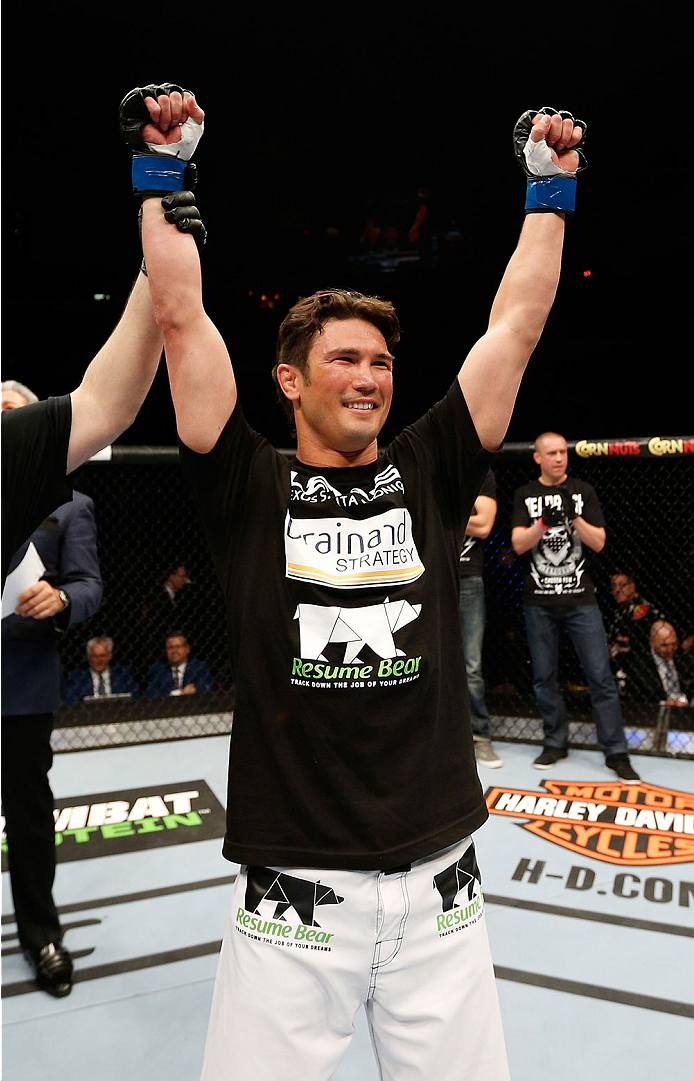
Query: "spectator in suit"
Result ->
[[146, 631, 212, 697], [1, 380, 102, 997], [624, 620, 693, 707], [63, 635, 139, 703], [138, 561, 192, 672]]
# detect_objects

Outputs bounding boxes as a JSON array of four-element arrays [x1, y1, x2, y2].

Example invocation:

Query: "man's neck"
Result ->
[[295, 436, 380, 469], [538, 472, 568, 486]]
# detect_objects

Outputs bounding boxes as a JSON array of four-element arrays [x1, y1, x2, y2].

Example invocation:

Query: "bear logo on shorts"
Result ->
[[432, 846, 482, 912], [245, 867, 344, 927]]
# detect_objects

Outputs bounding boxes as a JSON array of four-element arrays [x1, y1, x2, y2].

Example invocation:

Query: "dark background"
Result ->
[[4, 7, 687, 448]]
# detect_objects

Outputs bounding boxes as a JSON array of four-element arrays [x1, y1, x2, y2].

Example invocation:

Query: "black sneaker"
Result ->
[[533, 747, 568, 770], [25, 942, 73, 997], [605, 753, 641, 784]]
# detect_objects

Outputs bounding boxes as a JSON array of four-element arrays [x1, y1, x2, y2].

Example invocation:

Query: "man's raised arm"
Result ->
[[67, 272, 162, 471], [459, 110, 586, 452], [120, 84, 237, 454], [67, 91, 214, 473]]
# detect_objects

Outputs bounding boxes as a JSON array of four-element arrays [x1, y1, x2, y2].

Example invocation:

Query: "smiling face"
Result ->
[[165, 636, 190, 665], [88, 643, 112, 673], [277, 317, 394, 466]]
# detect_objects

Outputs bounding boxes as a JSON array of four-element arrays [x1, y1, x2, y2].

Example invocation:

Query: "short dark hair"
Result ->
[[271, 288, 401, 425], [162, 562, 186, 582]]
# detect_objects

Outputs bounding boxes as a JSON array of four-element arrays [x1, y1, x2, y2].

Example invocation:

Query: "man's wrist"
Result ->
[[132, 155, 187, 197], [525, 176, 577, 214]]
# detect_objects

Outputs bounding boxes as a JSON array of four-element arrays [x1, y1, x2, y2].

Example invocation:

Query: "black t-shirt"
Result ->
[[180, 381, 492, 870], [458, 468, 496, 578], [511, 477, 605, 605], [1, 396, 73, 588]]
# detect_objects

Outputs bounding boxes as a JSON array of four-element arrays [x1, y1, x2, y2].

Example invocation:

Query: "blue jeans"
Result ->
[[524, 603, 626, 757], [459, 576, 491, 738]]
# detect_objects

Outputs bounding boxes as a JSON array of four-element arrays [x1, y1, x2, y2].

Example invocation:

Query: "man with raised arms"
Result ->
[[123, 84, 585, 1080]]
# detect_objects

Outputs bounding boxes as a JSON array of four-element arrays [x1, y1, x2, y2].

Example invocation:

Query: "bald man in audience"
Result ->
[[624, 620, 692, 707]]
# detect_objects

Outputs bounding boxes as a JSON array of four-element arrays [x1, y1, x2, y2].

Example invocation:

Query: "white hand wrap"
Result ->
[[523, 136, 576, 178], [144, 117, 204, 161]]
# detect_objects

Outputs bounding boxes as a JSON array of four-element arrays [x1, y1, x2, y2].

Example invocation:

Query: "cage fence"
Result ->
[[54, 436, 694, 758]]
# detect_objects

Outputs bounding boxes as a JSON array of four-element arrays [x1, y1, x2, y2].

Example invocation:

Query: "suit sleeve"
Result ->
[[146, 663, 173, 697], [58, 496, 103, 627], [63, 670, 87, 704], [122, 666, 141, 699], [194, 660, 213, 693]]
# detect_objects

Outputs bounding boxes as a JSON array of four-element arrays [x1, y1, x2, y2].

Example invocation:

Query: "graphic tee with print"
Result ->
[[511, 477, 605, 606], [179, 381, 492, 870], [458, 469, 496, 579]]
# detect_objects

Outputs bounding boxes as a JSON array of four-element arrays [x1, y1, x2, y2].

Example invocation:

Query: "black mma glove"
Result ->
[[118, 82, 204, 198], [513, 107, 587, 215], [121, 84, 206, 272], [537, 488, 576, 531], [137, 190, 207, 274], [555, 486, 577, 522], [538, 501, 564, 531]]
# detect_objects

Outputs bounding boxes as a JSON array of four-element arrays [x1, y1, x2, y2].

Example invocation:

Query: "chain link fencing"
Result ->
[[54, 436, 694, 759]]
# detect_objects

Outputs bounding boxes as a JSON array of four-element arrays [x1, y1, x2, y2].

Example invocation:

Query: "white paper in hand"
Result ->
[[1, 542, 46, 619]]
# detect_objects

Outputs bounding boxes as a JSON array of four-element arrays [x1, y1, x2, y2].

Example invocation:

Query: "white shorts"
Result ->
[[201, 835, 509, 1080]]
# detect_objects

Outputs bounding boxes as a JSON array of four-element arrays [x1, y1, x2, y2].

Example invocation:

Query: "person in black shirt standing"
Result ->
[[511, 431, 640, 782], [2, 385, 103, 997], [459, 468, 503, 767], [129, 84, 586, 1080], [1, 192, 203, 998], [0, 201, 205, 996]]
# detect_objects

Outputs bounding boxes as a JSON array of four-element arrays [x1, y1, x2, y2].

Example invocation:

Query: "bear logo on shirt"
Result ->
[[294, 597, 422, 664]]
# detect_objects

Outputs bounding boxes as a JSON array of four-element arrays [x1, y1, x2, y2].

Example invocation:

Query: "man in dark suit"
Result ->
[[624, 620, 693, 708], [63, 635, 139, 703], [1, 393, 103, 995], [146, 631, 212, 697], [137, 561, 193, 678]]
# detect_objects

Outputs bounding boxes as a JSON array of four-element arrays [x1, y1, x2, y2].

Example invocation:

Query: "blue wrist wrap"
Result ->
[[132, 155, 187, 194], [525, 176, 577, 213]]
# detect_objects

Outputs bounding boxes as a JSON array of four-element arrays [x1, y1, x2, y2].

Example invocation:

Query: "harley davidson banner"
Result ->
[[485, 780, 694, 866]]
